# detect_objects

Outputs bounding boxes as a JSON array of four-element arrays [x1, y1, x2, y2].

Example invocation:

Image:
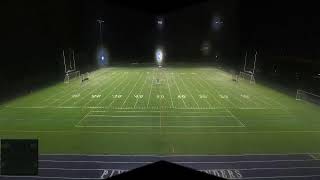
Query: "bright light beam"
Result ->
[[155, 48, 163, 66]]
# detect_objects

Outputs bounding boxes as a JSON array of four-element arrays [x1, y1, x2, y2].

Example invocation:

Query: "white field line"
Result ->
[[3, 129, 320, 134], [133, 73, 148, 108], [75, 111, 91, 127], [201, 73, 248, 107], [188, 75, 214, 108], [192, 75, 224, 107], [217, 68, 288, 110], [39, 159, 317, 164], [165, 70, 174, 108], [225, 109, 246, 127], [83, 72, 125, 107], [75, 125, 244, 128], [147, 69, 155, 108], [178, 73, 200, 108], [55, 70, 111, 107], [58, 70, 112, 106], [197, 74, 238, 108], [75, 71, 122, 106], [47, 70, 108, 106], [40, 152, 319, 157], [96, 73, 129, 106], [121, 72, 144, 108], [105, 74, 135, 109], [193, 74, 244, 128], [86, 115, 233, 118], [171, 71, 187, 108]]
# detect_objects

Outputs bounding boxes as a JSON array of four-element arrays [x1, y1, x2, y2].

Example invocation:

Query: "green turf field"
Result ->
[[1, 67, 320, 154]]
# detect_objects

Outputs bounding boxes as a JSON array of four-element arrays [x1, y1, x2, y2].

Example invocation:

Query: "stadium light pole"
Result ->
[[97, 19, 104, 46]]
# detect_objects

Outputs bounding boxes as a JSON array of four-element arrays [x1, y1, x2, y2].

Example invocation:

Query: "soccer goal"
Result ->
[[296, 89, 320, 105], [64, 70, 80, 83]]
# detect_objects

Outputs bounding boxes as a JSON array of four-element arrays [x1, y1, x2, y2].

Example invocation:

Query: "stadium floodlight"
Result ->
[[155, 48, 164, 66]]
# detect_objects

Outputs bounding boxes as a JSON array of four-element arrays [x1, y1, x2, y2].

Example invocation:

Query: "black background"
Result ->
[[1, 0, 320, 102]]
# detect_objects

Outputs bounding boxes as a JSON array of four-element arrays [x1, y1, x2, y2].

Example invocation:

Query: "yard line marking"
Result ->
[[56, 70, 111, 107], [171, 71, 187, 108], [225, 109, 246, 127], [96, 73, 129, 106], [188, 75, 214, 108], [178, 72, 200, 108], [80, 71, 123, 106], [147, 69, 155, 108], [165, 70, 174, 108], [133, 73, 148, 108], [106, 74, 136, 109], [49, 69, 109, 106], [121, 72, 144, 108], [75, 111, 91, 127]]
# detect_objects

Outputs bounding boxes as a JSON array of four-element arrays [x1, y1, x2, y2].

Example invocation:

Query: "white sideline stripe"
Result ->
[[86, 115, 233, 118], [242, 175, 320, 179], [75, 125, 243, 128], [40, 152, 318, 157], [5, 106, 285, 110], [0, 175, 100, 179], [3, 129, 320, 134], [39, 159, 317, 164]]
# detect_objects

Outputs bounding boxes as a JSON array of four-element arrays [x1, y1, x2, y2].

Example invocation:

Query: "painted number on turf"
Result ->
[[178, 95, 186, 99], [241, 94, 250, 99], [219, 95, 229, 99], [134, 95, 143, 99], [157, 95, 165, 99], [112, 95, 122, 98], [72, 94, 80, 98], [199, 95, 207, 99], [91, 94, 101, 98]]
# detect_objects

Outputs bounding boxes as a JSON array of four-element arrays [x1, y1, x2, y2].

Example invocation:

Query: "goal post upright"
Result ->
[[62, 50, 67, 73]]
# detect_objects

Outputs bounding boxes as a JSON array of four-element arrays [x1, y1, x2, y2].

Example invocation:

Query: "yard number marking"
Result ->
[[72, 94, 80, 98], [91, 94, 101, 98], [112, 95, 122, 98], [219, 95, 229, 99], [199, 94, 208, 99], [157, 95, 165, 99], [241, 94, 250, 99], [134, 95, 144, 99], [178, 95, 186, 99]]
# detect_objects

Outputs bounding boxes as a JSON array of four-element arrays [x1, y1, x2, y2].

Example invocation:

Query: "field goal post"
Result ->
[[239, 50, 257, 84], [62, 49, 80, 83], [296, 89, 320, 105]]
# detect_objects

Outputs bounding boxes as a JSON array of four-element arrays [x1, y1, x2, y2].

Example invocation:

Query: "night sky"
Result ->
[[1, 0, 320, 100]]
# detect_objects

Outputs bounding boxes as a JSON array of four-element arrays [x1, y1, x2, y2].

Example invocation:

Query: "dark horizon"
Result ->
[[1, 0, 320, 101]]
